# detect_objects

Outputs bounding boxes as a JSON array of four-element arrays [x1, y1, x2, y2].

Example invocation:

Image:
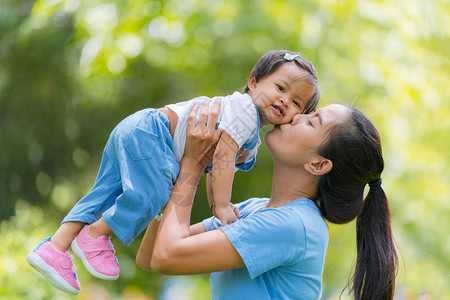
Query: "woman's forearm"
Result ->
[[136, 217, 161, 271], [136, 164, 202, 272], [150, 154, 244, 275], [206, 172, 215, 208], [150, 157, 205, 271], [136, 201, 207, 271]]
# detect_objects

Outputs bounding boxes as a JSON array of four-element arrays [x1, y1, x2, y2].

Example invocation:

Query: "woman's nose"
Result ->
[[290, 114, 301, 125]]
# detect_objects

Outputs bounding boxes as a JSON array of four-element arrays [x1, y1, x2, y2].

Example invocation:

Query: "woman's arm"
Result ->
[[206, 172, 214, 211], [151, 162, 244, 274], [190, 222, 206, 235], [148, 98, 245, 275], [136, 218, 160, 271], [136, 220, 207, 271]]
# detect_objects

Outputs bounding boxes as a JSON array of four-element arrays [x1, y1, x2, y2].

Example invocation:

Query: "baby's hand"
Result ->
[[214, 203, 239, 226]]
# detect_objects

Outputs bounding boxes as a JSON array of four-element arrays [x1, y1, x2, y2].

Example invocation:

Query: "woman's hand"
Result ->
[[184, 98, 222, 169]]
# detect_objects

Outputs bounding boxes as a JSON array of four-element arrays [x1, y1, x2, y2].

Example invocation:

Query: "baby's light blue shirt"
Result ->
[[203, 197, 329, 300]]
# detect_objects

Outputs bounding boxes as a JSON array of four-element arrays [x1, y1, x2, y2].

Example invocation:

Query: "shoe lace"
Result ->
[[59, 253, 78, 278], [70, 254, 79, 279], [69, 254, 78, 273]]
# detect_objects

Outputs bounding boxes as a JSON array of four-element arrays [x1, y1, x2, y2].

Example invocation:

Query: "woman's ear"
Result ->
[[247, 72, 257, 91], [304, 158, 333, 176]]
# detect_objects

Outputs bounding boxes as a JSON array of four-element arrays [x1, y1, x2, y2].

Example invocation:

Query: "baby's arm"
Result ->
[[208, 147, 245, 205], [211, 131, 240, 225], [207, 172, 240, 216]]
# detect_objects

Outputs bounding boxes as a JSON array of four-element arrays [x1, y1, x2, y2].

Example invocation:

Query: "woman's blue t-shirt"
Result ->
[[202, 198, 329, 300]]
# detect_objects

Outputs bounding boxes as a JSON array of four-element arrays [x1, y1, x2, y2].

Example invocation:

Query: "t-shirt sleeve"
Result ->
[[202, 198, 261, 231], [220, 208, 306, 279], [235, 156, 256, 172], [235, 137, 261, 172], [202, 215, 221, 231], [218, 95, 258, 149]]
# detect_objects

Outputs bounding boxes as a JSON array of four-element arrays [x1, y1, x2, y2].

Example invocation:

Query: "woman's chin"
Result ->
[[264, 130, 277, 151]]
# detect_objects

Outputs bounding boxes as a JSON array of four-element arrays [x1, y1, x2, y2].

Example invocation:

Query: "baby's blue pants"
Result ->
[[63, 109, 179, 245]]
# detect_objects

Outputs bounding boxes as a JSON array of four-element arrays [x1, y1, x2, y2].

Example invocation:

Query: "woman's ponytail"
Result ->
[[352, 184, 398, 300], [317, 108, 398, 300]]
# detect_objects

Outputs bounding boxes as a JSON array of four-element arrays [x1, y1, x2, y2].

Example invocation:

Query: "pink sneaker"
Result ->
[[26, 237, 81, 295], [71, 226, 119, 280]]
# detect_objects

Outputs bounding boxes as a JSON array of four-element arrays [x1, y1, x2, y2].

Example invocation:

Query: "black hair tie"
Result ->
[[368, 178, 382, 188]]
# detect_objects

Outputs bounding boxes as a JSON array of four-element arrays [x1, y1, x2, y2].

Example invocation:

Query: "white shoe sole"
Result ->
[[26, 252, 80, 295], [71, 239, 119, 280]]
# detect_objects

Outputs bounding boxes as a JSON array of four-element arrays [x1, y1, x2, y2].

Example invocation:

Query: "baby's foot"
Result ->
[[26, 237, 80, 295], [71, 225, 119, 280]]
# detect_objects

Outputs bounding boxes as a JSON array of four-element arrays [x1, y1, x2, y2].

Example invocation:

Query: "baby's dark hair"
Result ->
[[317, 108, 398, 300], [244, 50, 320, 114]]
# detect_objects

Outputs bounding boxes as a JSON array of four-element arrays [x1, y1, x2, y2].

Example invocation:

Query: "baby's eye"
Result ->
[[292, 100, 301, 108], [276, 84, 284, 92]]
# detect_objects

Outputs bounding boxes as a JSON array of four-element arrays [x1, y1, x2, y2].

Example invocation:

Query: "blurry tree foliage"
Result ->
[[0, 0, 448, 299]]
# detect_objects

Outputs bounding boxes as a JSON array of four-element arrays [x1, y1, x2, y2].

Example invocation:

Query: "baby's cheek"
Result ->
[[285, 113, 297, 124], [260, 112, 272, 124]]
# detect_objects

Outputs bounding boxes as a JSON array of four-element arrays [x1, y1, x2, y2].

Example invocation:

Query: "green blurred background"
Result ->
[[1, 0, 448, 299]]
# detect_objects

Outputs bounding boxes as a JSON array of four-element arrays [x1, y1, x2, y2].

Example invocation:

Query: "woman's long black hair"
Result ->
[[317, 108, 398, 300]]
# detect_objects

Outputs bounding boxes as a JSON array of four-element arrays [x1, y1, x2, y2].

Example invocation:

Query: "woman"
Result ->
[[136, 99, 398, 300]]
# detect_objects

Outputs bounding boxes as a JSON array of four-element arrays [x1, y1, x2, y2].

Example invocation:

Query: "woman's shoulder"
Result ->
[[283, 199, 329, 244], [238, 197, 269, 206], [253, 199, 327, 238], [236, 198, 269, 213], [284, 199, 326, 226]]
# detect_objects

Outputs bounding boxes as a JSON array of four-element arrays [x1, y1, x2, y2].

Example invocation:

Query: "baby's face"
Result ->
[[248, 63, 315, 126]]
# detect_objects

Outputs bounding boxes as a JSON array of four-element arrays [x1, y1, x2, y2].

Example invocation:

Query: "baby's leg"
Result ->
[[49, 217, 112, 252], [50, 221, 85, 252], [101, 109, 179, 245], [70, 217, 119, 280], [27, 221, 84, 294], [27, 123, 122, 288], [85, 217, 113, 238]]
